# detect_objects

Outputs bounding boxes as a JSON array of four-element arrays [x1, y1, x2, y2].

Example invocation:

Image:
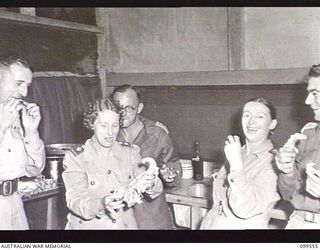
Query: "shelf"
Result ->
[[106, 67, 309, 86], [0, 10, 103, 34]]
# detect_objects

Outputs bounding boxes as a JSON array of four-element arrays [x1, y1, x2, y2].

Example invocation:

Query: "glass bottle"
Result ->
[[192, 140, 203, 180]]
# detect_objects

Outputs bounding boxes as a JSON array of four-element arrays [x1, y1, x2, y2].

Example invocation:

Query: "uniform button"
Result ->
[[107, 170, 111, 174], [90, 181, 95, 185], [110, 190, 115, 194], [230, 179, 234, 183], [222, 183, 227, 187], [112, 219, 117, 224], [7, 149, 11, 152], [128, 175, 132, 179], [79, 220, 83, 224]]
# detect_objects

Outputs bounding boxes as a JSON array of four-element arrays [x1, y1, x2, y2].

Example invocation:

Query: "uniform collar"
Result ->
[[138, 115, 155, 128], [243, 139, 274, 159], [84, 136, 123, 161], [118, 115, 152, 146]]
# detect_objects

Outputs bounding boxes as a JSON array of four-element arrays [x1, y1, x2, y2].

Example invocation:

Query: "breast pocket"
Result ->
[[113, 169, 133, 186], [86, 174, 107, 197]]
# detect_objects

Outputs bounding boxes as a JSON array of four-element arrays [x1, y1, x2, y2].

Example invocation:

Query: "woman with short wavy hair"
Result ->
[[62, 98, 163, 229]]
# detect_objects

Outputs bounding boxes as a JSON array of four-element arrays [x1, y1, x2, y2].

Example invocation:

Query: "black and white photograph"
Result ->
[[0, 5, 320, 246]]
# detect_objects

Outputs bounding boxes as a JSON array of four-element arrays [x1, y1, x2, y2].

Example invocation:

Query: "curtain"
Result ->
[[25, 77, 101, 145]]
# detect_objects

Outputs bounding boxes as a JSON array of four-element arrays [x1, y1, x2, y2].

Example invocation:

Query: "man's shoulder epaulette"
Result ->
[[119, 141, 132, 147], [301, 122, 318, 133], [69, 145, 85, 157], [155, 121, 169, 134], [118, 141, 140, 153]]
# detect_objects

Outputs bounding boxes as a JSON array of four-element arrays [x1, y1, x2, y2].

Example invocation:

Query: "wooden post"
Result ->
[[227, 7, 245, 71], [190, 206, 202, 230], [95, 8, 109, 98]]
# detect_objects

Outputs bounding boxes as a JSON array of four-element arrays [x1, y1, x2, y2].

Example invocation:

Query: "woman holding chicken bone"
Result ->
[[62, 98, 162, 229], [276, 64, 320, 229], [200, 98, 280, 229]]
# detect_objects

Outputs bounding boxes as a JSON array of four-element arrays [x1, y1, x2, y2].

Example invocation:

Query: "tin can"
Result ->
[[49, 160, 59, 181]]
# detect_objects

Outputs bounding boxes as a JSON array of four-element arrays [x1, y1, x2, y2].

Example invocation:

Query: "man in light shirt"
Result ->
[[0, 55, 45, 230], [276, 64, 320, 229]]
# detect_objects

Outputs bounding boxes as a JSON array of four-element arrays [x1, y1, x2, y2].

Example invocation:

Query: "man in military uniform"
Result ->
[[0, 56, 45, 230], [276, 64, 320, 228], [112, 84, 182, 229]]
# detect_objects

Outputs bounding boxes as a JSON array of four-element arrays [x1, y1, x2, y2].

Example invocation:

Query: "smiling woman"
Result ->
[[200, 98, 280, 229], [241, 98, 277, 144], [61, 97, 163, 230], [83, 98, 120, 148]]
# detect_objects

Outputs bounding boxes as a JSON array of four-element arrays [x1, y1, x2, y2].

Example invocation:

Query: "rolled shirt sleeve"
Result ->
[[23, 131, 45, 177], [278, 167, 300, 201], [157, 133, 182, 187]]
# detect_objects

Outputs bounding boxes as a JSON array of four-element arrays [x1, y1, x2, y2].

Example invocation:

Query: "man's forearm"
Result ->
[[278, 168, 299, 200]]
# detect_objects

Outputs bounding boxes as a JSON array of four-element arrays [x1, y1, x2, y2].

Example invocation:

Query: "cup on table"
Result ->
[[203, 161, 216, 178], [180, 159, 193, 179]]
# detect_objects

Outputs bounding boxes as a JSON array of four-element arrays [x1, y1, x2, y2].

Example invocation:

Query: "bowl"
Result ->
[[187, 183, 211, 199]]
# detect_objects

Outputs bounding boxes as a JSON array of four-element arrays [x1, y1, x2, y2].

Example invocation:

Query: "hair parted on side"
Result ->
[[0, 55, 33, 72], [307, 64, 320, 80]]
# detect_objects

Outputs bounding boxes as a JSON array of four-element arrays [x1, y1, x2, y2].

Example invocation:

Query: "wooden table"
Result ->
[[165, 178, 212, 229]]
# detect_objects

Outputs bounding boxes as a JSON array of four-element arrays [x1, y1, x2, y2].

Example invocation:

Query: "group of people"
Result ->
[[62, 85, 181, 230], [0, 54, 320, 230]]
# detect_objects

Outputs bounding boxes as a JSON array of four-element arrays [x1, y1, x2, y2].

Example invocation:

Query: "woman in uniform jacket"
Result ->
[[200, 98, 280, 229], [62, 98, 163, 230]]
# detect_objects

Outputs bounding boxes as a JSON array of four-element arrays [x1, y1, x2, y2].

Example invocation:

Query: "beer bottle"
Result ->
[[192, 140, 203, 180]]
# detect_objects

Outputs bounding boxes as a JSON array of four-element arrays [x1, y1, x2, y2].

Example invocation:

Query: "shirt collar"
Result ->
[[117, 115, 149, 146], [242, 139, 274, 159], [83, 136, 123, 161]]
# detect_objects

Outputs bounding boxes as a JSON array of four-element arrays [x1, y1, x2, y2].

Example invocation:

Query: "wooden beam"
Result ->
[[33, 71, 97, 78], [227, 7, 245, 70], [105, 68, 309, 87], [0, 10, 103, 34]]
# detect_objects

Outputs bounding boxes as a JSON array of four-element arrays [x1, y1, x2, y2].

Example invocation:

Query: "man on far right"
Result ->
[[276, 64, 320, 229]]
